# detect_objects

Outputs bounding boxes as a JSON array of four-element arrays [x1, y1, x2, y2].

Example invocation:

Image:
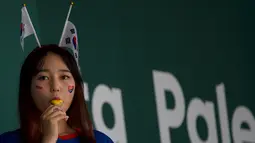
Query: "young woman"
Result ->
[[0, 44, 113, 143]]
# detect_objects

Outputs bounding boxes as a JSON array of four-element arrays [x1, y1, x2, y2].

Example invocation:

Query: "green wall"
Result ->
[[0, 0, 254, 142]]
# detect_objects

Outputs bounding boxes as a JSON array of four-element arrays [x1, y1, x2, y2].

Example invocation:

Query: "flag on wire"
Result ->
[[20, 4, 41, 51], [59, 2, 80, 70], [59, 21, 79, 64]]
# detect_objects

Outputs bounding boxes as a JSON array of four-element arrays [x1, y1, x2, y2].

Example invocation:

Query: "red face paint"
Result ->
[[68, 85, 74, 93], [36, 85, 43, 89]]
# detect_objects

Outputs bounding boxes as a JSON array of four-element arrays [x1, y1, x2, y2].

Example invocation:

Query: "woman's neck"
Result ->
[[58, 120, 75, 136]]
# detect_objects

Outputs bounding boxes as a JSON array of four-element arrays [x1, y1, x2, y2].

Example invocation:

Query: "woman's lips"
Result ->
[[52, 96, 61, 100]]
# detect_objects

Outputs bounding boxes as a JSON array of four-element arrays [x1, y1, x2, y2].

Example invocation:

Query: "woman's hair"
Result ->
[[18, 44, 95, 143]]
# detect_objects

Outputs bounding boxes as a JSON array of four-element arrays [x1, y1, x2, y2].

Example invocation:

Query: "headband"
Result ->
[[20, 2, 79, 68]]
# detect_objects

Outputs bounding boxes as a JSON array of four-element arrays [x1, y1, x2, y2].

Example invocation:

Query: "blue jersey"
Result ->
[[0, 129, 113, 143]]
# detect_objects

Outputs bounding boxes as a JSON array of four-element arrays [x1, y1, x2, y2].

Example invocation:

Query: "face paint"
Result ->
[[68, 85, 74, 93], [36, 85, 43, 89]]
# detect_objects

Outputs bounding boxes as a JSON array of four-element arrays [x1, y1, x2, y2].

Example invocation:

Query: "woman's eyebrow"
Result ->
[[38, 69, 49, 72], [38, 69, 70, 73], [58, 69, 71, 72]]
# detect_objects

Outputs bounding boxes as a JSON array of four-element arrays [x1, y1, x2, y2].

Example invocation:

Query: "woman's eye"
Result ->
[[37, 76, 49, 80], [62, 75, 70, 80]]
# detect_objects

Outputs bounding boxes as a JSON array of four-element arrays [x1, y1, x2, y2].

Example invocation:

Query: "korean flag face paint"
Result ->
[[35, 85, 43, 89], [68, 85, 74, 93]]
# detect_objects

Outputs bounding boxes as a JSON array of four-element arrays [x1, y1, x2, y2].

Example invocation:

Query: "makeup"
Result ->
[[35, 85, 43, 89], [68, 85, 74, 93]]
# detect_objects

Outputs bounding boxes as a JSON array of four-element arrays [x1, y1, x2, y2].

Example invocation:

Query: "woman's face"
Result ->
[[31, 52, 75, 112]]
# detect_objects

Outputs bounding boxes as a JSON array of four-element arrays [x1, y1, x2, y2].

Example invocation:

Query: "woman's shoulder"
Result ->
[[93, 130, 114, 143], [0, 129, 21, 142]]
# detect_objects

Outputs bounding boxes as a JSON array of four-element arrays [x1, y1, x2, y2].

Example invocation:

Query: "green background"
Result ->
[[0, 0, 254, 142]]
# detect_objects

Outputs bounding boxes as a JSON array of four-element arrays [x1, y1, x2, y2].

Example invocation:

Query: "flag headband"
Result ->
[[20, 2, 80, 69]]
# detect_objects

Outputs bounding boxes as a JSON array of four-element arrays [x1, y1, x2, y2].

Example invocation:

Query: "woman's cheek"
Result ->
[[68, 85, 75, 94], [34, 81, 48, 94], [35, 85, 43, 90], [62, 84, 75, 112], [64, 79, 75, 94], [31, 83, 50, 112]]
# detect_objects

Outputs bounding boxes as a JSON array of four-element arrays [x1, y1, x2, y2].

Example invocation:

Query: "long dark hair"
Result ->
[[18, 44, 95, 143]]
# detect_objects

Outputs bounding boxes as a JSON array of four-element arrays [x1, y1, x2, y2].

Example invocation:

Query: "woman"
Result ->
[[0, 44, 113, 143]]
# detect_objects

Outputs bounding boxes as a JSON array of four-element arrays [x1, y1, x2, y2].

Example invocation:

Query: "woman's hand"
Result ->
[[40, 105, 68, 143]]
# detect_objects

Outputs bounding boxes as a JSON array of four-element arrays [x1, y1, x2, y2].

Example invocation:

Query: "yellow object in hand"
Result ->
[[51, 99, 63, 106]]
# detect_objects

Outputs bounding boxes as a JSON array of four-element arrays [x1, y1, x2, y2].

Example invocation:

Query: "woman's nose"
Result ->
[[50, 79, 60, 92], [52, 88, 60, 92]]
